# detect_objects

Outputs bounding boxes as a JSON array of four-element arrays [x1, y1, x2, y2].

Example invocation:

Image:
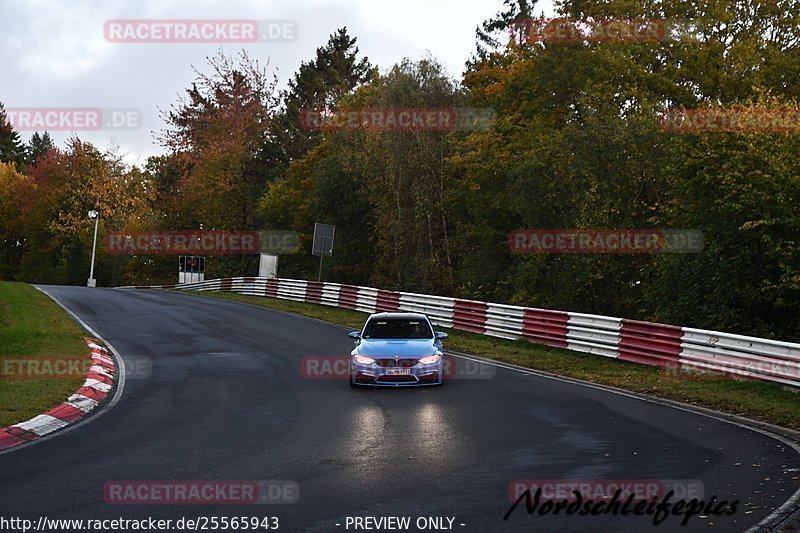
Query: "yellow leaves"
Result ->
[[23, 141, 154, 242], [0, 161, 36, 205], [0, 160, 29, 186], [0, 162, 38, 236]]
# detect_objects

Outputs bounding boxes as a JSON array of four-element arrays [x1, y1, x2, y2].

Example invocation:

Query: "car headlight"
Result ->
[[419, 354, 441, 365], [353, 355, 376, 365]]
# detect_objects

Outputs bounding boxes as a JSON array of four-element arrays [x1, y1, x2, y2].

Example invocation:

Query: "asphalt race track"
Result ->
[[1, 286, 798, 532]]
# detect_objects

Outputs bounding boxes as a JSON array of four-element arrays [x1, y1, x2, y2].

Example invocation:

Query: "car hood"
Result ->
[[355, 339, 438, 357]]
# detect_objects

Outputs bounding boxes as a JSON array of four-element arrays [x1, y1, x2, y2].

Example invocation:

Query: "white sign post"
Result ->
[[259, 253, 279, 279]]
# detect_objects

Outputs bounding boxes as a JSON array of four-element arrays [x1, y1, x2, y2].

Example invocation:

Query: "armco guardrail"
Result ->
[[121, 277, 800, 387]]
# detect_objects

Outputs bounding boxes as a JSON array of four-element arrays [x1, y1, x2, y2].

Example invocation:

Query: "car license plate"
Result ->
[[385, 368, 411, 375]]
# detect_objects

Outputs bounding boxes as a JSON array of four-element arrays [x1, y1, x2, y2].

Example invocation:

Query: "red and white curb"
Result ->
[[0, 338, 117, 451]]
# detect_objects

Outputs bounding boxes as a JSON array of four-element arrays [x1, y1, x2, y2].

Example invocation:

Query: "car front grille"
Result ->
[[375, 358, 419, 368]]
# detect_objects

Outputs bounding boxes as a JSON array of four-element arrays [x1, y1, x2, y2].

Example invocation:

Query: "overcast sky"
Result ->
[[1, 0, 558, 166]]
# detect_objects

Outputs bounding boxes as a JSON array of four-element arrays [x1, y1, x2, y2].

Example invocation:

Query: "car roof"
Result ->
[[367, 312, 429, 321]]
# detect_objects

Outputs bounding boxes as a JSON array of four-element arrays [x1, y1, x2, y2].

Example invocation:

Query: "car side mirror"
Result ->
[[435, 331, 448, 340], [348, 331, 361, 340]]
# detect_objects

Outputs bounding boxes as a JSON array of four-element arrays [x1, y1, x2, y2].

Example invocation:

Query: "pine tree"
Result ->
[[266, 27, 375, 168], [470, 0, 539, 65], [27, 132, 55, 166], [0, 103, 27, 167]]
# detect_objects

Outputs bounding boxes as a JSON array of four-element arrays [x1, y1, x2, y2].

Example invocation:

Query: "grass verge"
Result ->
[[187, 289, 800, 431], [0, 282, 90, 427]]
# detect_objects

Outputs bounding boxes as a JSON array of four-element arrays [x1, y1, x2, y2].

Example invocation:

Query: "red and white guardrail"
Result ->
[[122, 278, 800, 388]]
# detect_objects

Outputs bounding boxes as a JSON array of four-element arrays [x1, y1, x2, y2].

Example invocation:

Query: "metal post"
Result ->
[[317, 236, 326, 282], [87, 210, 99, 287]]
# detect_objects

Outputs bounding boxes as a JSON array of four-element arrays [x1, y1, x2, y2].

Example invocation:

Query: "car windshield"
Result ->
[[362, 318, 433, 339]]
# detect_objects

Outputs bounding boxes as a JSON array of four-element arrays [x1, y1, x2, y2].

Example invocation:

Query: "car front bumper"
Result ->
[[351, 362, 443, 386]]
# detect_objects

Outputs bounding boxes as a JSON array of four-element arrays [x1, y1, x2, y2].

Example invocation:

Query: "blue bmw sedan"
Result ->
[[349, 313, 447, 387]]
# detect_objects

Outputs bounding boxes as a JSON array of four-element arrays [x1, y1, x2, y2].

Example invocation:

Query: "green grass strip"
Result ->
[[0, 282, 90, 427]]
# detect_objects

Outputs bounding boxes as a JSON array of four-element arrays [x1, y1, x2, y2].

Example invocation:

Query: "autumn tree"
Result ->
[[17, 139, 152, 285], [0, 162, 36, 279], [159, 50, 278, 230]]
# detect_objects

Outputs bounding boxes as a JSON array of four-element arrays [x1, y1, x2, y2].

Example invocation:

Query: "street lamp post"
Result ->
[[87, 210, 99, 287]]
